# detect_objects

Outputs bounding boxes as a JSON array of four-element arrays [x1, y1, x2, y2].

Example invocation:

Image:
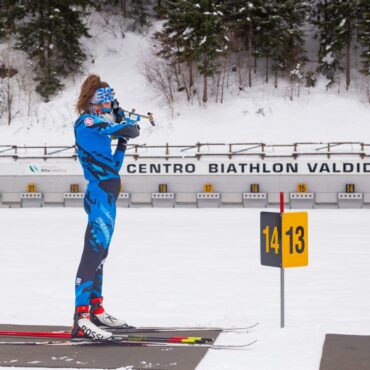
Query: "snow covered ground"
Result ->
[[1, 207, 370, 370]]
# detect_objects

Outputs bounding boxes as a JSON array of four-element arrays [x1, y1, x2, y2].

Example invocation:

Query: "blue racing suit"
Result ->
[[74, 110, 139, 307]]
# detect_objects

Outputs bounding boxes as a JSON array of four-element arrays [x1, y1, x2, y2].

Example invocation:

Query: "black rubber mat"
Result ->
[[320, 334, 370, 370], [0, 324, 220, 369]]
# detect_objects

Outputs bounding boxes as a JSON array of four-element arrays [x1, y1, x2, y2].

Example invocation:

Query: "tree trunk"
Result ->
[[7, 76, 12, 126], [5, 3, 16, 33], [203, 73, 208, 103], [237, 36, 243, 88], [6, 37, 12, 126], [188, 57, 194, 92], [266, 57, 269, 84], [47, 2, 52, 68], [274, 67, 278, 88], [173, 62, 182, 89], [221, 54, 228, 104], [248, 22, 253, 88], [180, 72, 190, 101], [346, 21, 351, 90], [39, 1, 45, 68], [215, 74, 220, 103], [254, 53, 257, 74]]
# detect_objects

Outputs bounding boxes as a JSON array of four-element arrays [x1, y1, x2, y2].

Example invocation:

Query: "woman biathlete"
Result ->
[[73, 74, 140, 340]]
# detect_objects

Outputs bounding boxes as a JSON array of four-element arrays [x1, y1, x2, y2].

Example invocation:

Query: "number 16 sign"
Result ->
[[260, 212, 308, 268]]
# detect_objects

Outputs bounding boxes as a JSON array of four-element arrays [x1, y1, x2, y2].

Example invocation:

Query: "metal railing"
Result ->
[[0, 142, 368, 161]]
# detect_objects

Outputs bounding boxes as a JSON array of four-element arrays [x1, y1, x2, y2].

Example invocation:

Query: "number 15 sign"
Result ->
[[260, 212, 308, 268]]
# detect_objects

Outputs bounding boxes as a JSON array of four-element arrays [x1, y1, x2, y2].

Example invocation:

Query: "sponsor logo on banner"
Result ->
[[27, 164, 68, 174], [29, 164, 41, 173]]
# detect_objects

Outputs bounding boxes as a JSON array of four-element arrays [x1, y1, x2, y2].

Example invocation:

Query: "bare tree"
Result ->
[[1, 36, 16, 125], [142, 60, 175, 115], [220, 54, 228, 104], [15, 60, 36, 117], [5, 73, 14, 125]]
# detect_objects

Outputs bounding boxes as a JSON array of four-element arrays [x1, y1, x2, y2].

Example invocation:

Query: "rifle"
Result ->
[[112, 99, 155, 126]]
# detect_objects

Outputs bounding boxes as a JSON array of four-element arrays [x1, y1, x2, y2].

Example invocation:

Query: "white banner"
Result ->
[[1, 160, 370, 176]]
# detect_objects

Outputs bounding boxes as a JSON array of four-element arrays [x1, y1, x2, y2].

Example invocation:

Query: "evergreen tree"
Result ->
[[225, 0, 265, 88], [358, 0, 370, 76], [334, 0, 358, 89], [233, 0, 307, 88], [154, 0, 198, 98], [0, 0, 26, 38], [192, 0, 229, 103], [253, 0, 283, 85], [156, 0, 229, 103], [95, 0, 125, 11], [312, 0, 341, 87], [129, 0, 152, 31], [313, 0, 358, 89], [273, 0, 308, 85], [10, 1, 92, 101], [154, 0, 166, 19]]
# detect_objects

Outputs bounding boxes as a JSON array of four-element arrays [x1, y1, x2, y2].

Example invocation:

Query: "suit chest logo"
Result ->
[[84, 117, 94, 126]]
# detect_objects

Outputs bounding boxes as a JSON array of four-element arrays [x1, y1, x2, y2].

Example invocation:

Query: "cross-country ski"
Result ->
[[106, 322, 260, 333], [0, 330, 215, 344], [0, 321, 259, 337], [0, 339, 257, 351]]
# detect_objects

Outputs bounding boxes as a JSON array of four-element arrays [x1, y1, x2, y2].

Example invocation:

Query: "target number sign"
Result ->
[[260, 212, 308, 268]]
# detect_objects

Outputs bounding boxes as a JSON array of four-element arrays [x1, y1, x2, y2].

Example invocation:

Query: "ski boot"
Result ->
[[90, 297, 134, 329], [71, 305, 113, 340]]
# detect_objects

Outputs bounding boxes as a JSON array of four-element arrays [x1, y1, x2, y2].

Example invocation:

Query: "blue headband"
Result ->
[[90, 87, 115, 104]]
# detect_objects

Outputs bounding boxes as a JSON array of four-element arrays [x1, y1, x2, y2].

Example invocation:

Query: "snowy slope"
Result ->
[[1, 208, 370, 370], [0, 14, 369, 147]]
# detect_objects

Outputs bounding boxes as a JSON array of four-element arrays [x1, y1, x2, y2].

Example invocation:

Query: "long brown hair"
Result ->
[[75, 74, 109, 114]]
